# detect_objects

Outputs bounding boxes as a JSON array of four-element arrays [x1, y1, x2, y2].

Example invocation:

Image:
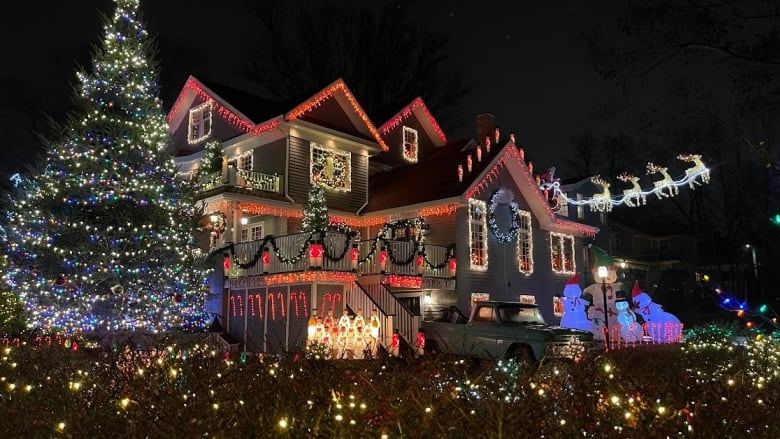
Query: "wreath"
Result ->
[[488, 188, 521, 243]]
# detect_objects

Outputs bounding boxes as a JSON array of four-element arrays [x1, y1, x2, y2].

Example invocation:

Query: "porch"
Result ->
[[220, 231, 456, 357]]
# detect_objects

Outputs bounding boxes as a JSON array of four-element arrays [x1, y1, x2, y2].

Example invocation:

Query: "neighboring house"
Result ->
[[168, 76, 599, 354]]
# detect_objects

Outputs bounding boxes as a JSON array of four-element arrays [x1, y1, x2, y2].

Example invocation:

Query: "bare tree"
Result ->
[[237, 0, 468, 129]]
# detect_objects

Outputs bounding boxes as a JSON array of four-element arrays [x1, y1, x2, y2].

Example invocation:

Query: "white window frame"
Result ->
[[238, 151, 253, 171], [310, 142, 351, 192], [240, 222, 264, 243], [468, 198, 488, 271], [558, 192, 569, 216], [550, 232, 576, 275], [188, 101, 213, 144], [402, 126, 418, 163], [516, 210, 533, 275]]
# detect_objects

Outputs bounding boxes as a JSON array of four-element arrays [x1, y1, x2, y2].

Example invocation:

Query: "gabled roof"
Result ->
[[378, 97, 447, 147], [167, 76, 282, 138], [166, 76, 387, 149], [365, 136, 599, 237], [285, 78, 388, 151]]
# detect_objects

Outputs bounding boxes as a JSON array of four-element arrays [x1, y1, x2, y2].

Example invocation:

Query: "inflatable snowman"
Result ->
[[582, 245, 628, 341], [615, 298, 642, 343], [559, 274, 591, 332], [631, 281, 682, 343]]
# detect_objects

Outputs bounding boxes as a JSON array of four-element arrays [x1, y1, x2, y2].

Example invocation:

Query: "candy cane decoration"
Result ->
[[267, 292, 276, 320], [231, 295, 244, 317], [248, 294, 263, 318], [331, 292, 342, 314], [291, 291, 300, 318], [278, 292, 286, 319], [300, 291, 309, 317]]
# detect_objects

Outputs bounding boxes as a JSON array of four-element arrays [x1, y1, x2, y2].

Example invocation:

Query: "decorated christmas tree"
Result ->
[[301, 184, 330, 235], [199, 140, 224, 176], [3, 0, 211, 334]]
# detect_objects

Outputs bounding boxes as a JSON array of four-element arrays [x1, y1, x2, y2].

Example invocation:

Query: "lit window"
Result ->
[[238, 151, 253, 171], [558, 192, 569, 216], [516, 210, 533, 275], [576, 193, 584, 219], [468, 198, 488, 271], [550, 232, 576, 275], [240, 223, 263, 242], [310, 143, 351, 192], [188, 101, 213, 144], [402, 126, 418, 162]]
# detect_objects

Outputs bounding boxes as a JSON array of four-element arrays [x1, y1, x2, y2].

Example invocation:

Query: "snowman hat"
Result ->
[[566, 273, 579, 285], [631, 280, 643, 298], [589, 245, 616, 270]]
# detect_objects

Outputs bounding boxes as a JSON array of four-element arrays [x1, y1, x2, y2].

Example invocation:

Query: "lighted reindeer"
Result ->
[[646, 162, 678, 199], [617, 172, 646, 207], [677, 154, 710, 189], [590, 175, 613, 212]]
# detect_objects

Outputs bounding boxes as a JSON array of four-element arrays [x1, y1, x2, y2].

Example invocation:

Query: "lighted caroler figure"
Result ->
[[615, 298, 642, 343], [582, 245, 628, 341], [559, 273, 591, 332], [631, 281, 682, 343]]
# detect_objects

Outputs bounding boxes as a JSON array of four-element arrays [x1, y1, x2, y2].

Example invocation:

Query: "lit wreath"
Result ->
[[488, 188, 520, 243]]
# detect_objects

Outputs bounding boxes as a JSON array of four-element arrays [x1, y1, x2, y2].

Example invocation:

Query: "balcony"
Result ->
[[225, 231, 456, 280], [197, 167, 282, 195]]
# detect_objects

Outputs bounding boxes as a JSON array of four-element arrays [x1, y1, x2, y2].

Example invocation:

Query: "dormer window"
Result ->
[[188, 101, 213, 144], [402, 126, 418, 163]]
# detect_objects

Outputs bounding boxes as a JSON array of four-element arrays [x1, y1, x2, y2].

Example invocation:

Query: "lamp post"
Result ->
[[745, 244, 758, 303], [598, 265, 610, 349]]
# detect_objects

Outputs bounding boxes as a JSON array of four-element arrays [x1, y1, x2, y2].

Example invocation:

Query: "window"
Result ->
[[388, 218, 426, 241], [310, 142, 351, 192], [576, 193, 584, 219], [188, 101, 213, 144], [468, 198, 488, 271], [558, 192, 569, 216], [475, 306, 495, 322], [516, 210, 533, 275], [238, 151, 253, 171], [550, 232, 576, 275], [402, 126, 418, 163], [241, 223, 263, 242]]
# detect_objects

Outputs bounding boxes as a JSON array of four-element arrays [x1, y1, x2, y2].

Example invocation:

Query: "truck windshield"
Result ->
[[497, 305, 546, 324]]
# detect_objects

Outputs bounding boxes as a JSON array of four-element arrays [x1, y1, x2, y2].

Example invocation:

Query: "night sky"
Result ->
[[0, 1, 626, 182]]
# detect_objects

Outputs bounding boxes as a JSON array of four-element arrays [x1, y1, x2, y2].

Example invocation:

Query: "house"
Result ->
[[168, 76, 599, 355]]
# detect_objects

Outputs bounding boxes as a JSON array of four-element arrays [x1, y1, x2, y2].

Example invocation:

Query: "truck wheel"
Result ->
[[507, 345, 535, 368], [424, 340, 440, 357]]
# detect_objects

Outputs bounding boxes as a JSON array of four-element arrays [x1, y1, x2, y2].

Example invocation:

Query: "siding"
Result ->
[[252, 138, 286, 176], [287, 136, 369, 213], [172, 95, 247, 154], [455, 172, 588, 322]]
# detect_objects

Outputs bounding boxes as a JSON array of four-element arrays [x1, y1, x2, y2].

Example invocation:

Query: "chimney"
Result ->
[[475, 113, 496, 146]]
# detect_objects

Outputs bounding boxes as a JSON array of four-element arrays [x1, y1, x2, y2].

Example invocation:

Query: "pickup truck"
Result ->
[[421, 301, 594, 363]]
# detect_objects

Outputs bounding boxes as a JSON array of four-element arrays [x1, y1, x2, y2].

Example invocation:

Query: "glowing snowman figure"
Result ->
[[615, 298, 642, 343], [559, 274, 591, 332], [631, 281, 682, 343]]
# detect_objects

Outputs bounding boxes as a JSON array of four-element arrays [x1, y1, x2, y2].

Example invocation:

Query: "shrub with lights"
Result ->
[[3, 0, 211, 335]]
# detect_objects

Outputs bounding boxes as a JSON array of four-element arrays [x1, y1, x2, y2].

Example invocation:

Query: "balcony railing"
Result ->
[[225, 232, 455, 279], [197, 167, 282, 194]]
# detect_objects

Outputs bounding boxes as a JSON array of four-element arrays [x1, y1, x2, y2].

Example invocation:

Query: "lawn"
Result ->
[[0, 326, 777, 438]]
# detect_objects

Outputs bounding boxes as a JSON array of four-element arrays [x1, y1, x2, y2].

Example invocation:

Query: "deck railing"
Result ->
[[226, 233, 454, 279], [197, 167, 282, 194]]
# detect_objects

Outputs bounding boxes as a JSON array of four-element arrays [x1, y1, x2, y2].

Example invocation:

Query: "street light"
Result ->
[[597, 265, 610, 349], [745, 244, 758, 303]]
